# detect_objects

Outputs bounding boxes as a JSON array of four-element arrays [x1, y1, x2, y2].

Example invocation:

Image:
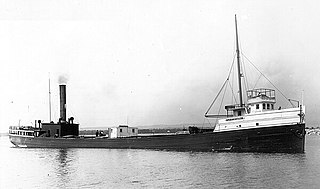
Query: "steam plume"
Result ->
[[58, 74, 69, 84]]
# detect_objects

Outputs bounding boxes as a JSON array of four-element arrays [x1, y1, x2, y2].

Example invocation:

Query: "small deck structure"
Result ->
[[108, 125, 138, 138]]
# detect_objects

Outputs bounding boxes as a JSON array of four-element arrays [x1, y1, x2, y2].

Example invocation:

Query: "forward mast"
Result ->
[[235, 14, 244, 108]]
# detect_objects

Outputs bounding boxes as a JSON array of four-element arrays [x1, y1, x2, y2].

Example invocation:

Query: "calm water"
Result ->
[[1, 135, 320, 189]]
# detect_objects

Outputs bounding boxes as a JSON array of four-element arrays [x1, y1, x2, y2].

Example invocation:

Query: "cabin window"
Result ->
[[132, 129, 135, 133], [239, 125, 241, 127], [256, 123, 259, 126], [267, 104, 270, 110], [263, 103, 266, 109], [237, 111, 241, 116], [120, 129, 122, 132], [256, 104, 259, 109], [271, 104, 274, 110]]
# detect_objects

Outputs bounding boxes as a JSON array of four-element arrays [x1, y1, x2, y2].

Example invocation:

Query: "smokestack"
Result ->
[[59, 85, 66, 122]]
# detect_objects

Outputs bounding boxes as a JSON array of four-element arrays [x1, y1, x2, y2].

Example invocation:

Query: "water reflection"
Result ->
[[56, 149, 69, 175], [53, 149, 77, 188]]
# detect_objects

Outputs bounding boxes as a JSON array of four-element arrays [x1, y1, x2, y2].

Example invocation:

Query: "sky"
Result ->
[[0, 0, 320, 132]]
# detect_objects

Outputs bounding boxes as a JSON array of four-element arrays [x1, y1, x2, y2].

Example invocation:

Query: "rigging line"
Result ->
[[203, 117, 213, 128], [214, 81, 228, 125], [253, 73, 263, 89], [238, 32, 252, 104], [206, 118, 214, 128], [241, 57, 250, 91], [204, 79, 228, 116], [230, 71, 234, 104], [227, 80, 238, 103], [201, 117, 206, 127], [229, 53, 237, 104], [241, 67, 248, 102], [230, 41, 237, 104], [214, 118, 218, 127], [217, 79, 229, 116], [230, 58, 235, 104], [227, 53, 237, 79], [238, 41, 251, 94], [205, 53, 237, 116], [213, 114, 219, 126], [241, 53, 290, 102]]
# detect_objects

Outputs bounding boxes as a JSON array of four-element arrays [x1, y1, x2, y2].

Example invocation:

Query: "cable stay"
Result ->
[[204, 52, 237, 118], [240, 52, 294, 107]]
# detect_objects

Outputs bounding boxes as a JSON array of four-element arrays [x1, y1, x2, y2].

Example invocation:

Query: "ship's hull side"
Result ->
[[9, 123, 305, 153]]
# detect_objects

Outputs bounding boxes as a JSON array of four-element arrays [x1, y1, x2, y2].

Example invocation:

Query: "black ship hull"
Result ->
[[9, 123, 305, 153]]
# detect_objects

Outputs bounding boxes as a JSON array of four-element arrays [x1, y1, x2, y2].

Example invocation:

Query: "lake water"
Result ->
[[1, 135, 320, 188]]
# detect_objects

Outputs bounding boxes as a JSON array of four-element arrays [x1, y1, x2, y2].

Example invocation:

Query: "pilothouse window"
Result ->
[[256, 104, 259, 109]]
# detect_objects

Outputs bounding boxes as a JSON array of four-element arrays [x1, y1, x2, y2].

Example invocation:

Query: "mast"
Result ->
[[49, 74, 52, 122], [235, 14, 243, 107]]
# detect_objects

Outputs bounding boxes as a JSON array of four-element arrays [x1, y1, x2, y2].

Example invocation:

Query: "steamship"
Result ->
[[9, 15, 305, 152]]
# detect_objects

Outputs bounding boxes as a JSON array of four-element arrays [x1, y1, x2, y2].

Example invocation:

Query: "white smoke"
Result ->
[[58, 74, 69, 84]]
